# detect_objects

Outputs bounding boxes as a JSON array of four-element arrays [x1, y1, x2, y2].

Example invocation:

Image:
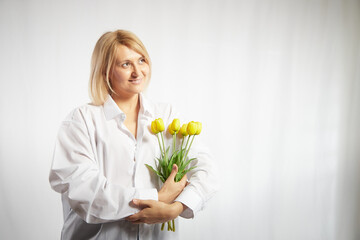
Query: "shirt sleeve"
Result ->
[[49, 109, 158, 224]]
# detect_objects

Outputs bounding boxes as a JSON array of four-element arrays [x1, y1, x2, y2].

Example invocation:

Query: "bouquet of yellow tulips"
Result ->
[[146, 118, 202, 232]]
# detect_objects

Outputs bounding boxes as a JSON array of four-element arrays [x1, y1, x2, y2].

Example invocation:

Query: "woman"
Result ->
[[49, 30, 217, 240]]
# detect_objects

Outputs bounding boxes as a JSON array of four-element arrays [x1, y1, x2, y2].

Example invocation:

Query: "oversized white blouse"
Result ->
[[49, 94, 218, 240]]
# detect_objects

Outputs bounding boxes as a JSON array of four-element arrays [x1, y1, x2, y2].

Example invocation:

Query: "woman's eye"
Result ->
[[122, 62, 130, 67], [139, 58, 146, 64]]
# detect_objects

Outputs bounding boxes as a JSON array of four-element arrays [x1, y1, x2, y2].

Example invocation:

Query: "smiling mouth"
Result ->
[[129, 79, 142, 84]]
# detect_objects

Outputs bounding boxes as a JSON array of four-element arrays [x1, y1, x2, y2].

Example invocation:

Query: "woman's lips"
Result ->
[[129, 78, 142, 84]]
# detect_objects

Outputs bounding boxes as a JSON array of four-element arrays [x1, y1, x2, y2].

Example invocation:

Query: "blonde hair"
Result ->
[[89, 30, 151, 105]]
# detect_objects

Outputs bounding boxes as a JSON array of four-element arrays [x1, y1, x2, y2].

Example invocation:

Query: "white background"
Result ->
[[0, 0, 359, 239]]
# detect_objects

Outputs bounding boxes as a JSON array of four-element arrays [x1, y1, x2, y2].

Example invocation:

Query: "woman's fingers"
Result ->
[[126, 212, 140, 222], [126, 201, 175, 224], [126, 199, 154, 222], [126, 205, 143, 222], [132, 199, 158, 209]]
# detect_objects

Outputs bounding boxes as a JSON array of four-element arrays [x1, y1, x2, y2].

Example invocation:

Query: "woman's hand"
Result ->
[[126, 199, 185, 224], [158, 164, 187, 203], [126, 164, 188, 224]]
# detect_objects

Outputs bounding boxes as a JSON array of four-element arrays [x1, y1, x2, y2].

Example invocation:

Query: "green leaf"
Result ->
[[174, 151, 182, 167], [145, 164, 158, 174], [165, 146, 170, 154], [145, 164, 166, 183], [145, 133, 199, 185], [156, 157, 168, 177], [174, 163, 197, 182], [175, 172, 182, 182], [178, 148, 185, 161], [159, 175, 166, 183], [180, 157, 196, 170], [182, 166, 197, 175], [167, 152, 178, 178]]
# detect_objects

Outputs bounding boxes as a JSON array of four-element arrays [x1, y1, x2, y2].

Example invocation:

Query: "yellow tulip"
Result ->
[[195, 122, 202, 135], [170, 119, 180, 133], [151, 121, 159, 134], [168, 126, 175, 135], [155, 118, 165, 132], [180, 124, 188, 136], [187, 121, 198, 135]]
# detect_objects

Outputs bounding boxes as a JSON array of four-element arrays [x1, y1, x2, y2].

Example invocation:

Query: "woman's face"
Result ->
[[110, 44, 150, 98]]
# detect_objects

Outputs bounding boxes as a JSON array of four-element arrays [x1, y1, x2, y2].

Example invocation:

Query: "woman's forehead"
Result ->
[[115, 45, 142, 62]]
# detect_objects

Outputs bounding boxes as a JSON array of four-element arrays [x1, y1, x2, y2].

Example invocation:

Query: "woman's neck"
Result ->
[[112, 93, 140, 115]]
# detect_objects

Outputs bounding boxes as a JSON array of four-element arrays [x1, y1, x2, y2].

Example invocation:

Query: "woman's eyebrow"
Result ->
[[117, 56, 143, 63]]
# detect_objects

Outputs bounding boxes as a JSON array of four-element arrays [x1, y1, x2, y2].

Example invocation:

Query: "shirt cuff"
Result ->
[[175, 186, 202, 219], [135, 188, 158, 201]]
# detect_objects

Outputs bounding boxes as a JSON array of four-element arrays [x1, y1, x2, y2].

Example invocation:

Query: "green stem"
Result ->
[[184, 136, 190, 151], [183, 135, 195, 163], [160, 132, 167, 162], [180, 136, 185, 164], [161, 222, 165, 231], [172, 132, 176, 152], [180, 136, 184, 152], [182, 136, 190, 162], [172, 219, 175, 232], [167, 221, 171, 231], [156, 134, 164, 157]]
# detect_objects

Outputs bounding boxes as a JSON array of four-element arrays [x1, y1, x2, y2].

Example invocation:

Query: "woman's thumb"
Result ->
[[169, 164, 178, 180]]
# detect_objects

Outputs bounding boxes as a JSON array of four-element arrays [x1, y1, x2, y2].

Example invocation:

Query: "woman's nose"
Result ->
[[132, 64, 142, 78]]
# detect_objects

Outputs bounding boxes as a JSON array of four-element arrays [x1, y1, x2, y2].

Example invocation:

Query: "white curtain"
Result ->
[[0, 0, 359, 239]]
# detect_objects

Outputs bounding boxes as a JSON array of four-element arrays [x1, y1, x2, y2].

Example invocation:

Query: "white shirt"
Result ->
[[49, 94, 218, 240]]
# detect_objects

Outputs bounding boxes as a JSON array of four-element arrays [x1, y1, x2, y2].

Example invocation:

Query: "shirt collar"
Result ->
[[139, 93, 154, 119], [103, 93, 154, 121]]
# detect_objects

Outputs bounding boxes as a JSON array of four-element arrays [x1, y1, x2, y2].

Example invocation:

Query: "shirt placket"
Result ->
[[116, 111, 151, 240], [134, 115, 148, 240], [133, 115, 145, 188]]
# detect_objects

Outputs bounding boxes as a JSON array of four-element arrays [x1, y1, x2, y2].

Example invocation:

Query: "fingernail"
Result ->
[[173, 164, 176, 170], [133, 199, 139, 204]]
